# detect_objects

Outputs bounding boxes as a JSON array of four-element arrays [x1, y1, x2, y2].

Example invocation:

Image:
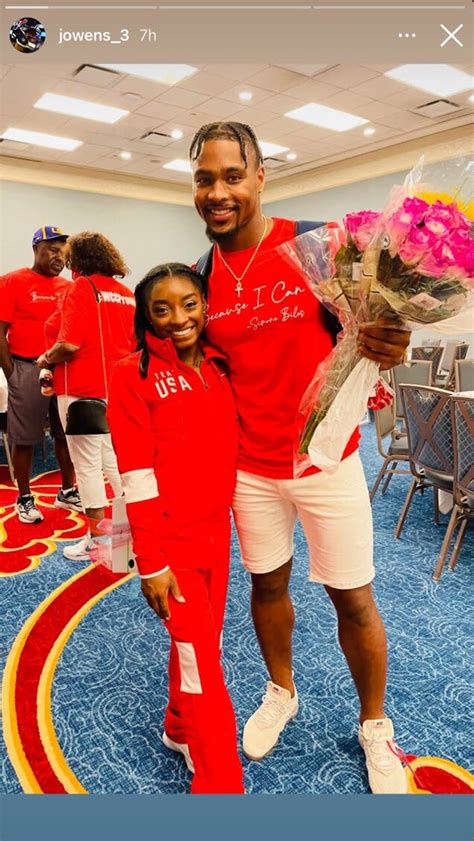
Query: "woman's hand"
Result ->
[[141, 569, 185, 620], [358, 318, 410, 370]]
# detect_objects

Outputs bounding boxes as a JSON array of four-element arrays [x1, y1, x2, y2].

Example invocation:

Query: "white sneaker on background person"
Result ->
[[359, 717, 408, 794], [63, 534, 95, 561], [243, 681, 299, 760], [54, 487, 82, 513], [15, 494, 44, 524], [162, 732, 195, 773]]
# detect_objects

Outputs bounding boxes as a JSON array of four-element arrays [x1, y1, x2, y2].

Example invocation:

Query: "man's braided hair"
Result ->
[[189, 122, 263, 167]]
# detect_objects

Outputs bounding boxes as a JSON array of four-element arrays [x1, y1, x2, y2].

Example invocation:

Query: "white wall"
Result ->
[[0, 180, 209, 288], [263, 169, 410, 223]]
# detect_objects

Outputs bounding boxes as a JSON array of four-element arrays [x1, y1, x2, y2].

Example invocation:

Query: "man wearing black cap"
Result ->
[[0, 226, 81, 523]]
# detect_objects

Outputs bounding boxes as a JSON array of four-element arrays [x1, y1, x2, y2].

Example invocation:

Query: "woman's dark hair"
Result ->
[[67, 231, 129, 278], [189, 121, 263, 168], [134, 262, 205, 378]]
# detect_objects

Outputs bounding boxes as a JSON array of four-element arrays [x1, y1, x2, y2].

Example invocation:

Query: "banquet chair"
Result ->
[[370, 398, 410, 501], [421, 338, 442, 347], [411, 346, 444, 383], [432, 395, 474, 580], [436, 342, 469, 389], [391, 361, 432, 423], [395, 386, 454, 578], [454, 359, 474, 393]]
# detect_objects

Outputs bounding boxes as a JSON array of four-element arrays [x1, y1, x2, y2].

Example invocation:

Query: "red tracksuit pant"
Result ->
[[163, 558, 244, 794]]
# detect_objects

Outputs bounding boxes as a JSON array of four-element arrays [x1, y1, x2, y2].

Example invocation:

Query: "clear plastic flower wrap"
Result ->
[[277, 156, 474, 477]]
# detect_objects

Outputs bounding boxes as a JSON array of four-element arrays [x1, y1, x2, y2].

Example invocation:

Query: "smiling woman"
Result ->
[[107, 262, 244, 794]]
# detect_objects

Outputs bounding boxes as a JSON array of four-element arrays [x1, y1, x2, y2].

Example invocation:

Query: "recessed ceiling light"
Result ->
[[363, 127, 376, 137], [384, 64, 474, 97], [163, 158, 192, 173], [170, 128, 184, 140], [469, 93, 474, 103], [1, 127, 82, 151], [286, 152, 297, 161], [99, 64, 198, 85], [285, 102, 368, 132], [34, 93, 128, 124], [239, 91, 253, 102], [120, 151, 132, 160], [259, 141, 289, 157]]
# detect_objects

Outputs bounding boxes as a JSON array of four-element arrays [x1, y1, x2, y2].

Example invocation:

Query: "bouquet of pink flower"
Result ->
[[278, 157, 473, 476]]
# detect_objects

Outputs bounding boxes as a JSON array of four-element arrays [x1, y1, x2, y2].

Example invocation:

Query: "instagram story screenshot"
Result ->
[[0, 1, 472, 840]]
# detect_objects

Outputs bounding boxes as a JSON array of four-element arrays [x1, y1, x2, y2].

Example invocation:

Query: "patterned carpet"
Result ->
[[1, 425, 473, 795]]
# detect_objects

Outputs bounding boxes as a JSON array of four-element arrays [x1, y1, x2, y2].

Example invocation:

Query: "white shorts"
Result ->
[[58, 395, 123, 510], [232, 451, 374, 590]]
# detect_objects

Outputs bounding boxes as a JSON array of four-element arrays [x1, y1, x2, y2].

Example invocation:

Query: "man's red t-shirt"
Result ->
[[204, 218, 359, 480], [0, 268, 70, 357], [56, 274, 135, 398]]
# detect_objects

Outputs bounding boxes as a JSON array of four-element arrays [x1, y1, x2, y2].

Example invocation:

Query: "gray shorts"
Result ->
[[7, 358, 65, 446]]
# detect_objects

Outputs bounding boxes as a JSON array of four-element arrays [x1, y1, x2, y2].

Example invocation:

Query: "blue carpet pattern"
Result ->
[[1, 425, 473, 794]]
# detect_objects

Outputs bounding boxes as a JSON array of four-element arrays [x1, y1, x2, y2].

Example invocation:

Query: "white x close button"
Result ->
[[440, 23, 464, 47]]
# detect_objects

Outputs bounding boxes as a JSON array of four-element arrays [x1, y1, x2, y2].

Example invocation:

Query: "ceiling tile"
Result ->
[[318, 65, 380, 89], [226, 105, 282, 127], [376, 110, 434, 131], [350, 75, 407, 100], [158, 88, 210, 109], [384, 89, 434, 110], [260, 93, 308, 114], [279, 78, 341, 102], [273, 64, 330, 77], [320, 90, 374, 116], [245, 66, 307, 92], [195, 98, 245, 118], [73, 65, 120, 88], [218, 84, 274, 106], [135, 100, 182, 121], [109, 75, 170, 100], [56, 144, 112, 164], [204, 63, 269, 81], [179, 71, 234, 96]]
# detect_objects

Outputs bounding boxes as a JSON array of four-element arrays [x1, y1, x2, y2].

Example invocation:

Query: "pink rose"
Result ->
[[384, 197, 429, 252], [423, 201, 470, 237], [398, 224, 438, 266], [344, 210, 381, 252]]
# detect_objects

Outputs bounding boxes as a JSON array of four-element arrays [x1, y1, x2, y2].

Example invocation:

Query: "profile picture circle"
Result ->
[[10, 17, 46, 53]]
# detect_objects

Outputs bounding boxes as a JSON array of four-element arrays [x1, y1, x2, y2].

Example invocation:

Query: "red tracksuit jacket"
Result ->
[[107, 333, 239, 577]]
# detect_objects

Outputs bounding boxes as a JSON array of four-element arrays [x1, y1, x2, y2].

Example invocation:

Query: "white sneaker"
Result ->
[[63, 534, 94, 561], [359, 718, 408, 794], [162, 731, 195, 773], [243, 681, 299, 761], [15, 494, 44, 524], [55, 487, 82, 513]]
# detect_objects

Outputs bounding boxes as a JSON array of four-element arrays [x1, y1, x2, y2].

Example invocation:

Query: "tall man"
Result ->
[[0, 227, 81, 523], [188, 122, 410, 794]]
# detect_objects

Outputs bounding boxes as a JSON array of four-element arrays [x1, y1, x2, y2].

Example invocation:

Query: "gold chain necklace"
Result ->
[[217, 216, 268, 298]]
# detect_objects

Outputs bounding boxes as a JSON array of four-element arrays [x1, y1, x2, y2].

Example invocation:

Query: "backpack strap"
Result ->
[[195, 220, 342, 344], [195, 247, 213, 296]]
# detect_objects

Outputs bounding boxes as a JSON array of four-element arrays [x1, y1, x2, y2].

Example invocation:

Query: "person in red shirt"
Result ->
[[189, 122, 411, 794], [0, 227, 80, 524], [37, 232, 135, 561], [107, 263, 244, 794]]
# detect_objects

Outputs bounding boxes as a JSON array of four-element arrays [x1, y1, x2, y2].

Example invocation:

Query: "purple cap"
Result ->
[[32, 226, 68, 246]]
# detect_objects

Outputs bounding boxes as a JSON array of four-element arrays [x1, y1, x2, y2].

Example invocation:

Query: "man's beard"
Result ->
[[205, 223, 240, 244]]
